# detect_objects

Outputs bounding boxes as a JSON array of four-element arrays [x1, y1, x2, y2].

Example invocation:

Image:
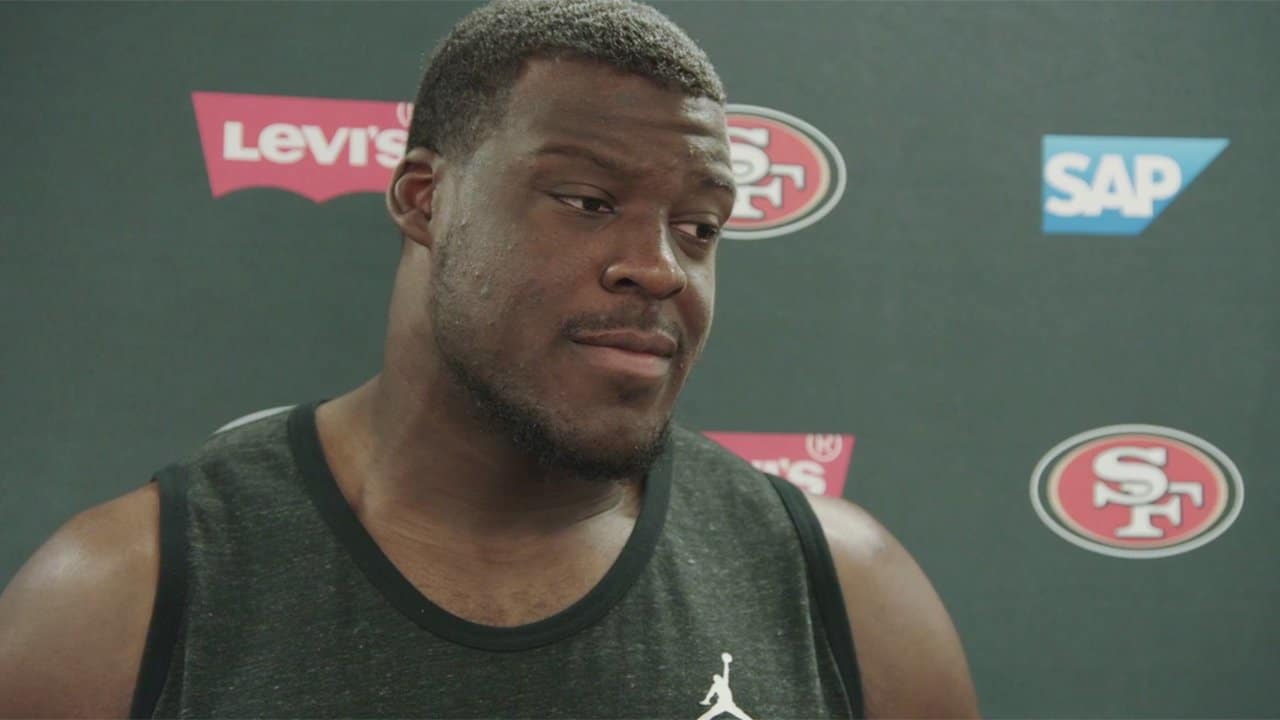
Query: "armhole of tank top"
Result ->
[[765, 473, 865, 719], [129, 464, 190, 720]]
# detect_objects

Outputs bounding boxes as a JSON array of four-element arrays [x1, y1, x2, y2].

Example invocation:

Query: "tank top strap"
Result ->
[[130, 463, 190, 719]]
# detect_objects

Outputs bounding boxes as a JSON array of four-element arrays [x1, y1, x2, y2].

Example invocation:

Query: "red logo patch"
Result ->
[[724, 105, 847, 240], [703, 432, 855, 497], [1031, 425, 1244, 558], [191, 92, 410, 203]]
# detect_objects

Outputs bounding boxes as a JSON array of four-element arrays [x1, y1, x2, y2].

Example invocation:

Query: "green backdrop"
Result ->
[[2, 2, 1277, 716]]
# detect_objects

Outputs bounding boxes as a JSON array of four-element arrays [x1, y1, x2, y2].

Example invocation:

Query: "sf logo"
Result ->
[[1032, 426, 1242, 558], [728, 125, 805, 220], [1092, 446, 1204, 539]]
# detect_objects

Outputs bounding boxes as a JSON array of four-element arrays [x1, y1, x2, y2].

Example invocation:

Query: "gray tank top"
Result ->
[[133, 401, 862, 718]]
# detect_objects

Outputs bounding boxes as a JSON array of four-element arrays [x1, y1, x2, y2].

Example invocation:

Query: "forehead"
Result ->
[[487, 57, 730, 168]]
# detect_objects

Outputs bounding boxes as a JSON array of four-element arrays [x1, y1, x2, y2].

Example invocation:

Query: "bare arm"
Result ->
[[807, 494, 980, 719], [0, 485, 160, 718]]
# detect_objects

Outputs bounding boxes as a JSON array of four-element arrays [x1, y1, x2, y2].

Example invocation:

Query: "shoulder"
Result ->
[[669, 424, 753, 470], [666, 426, 786, 512], [171, 404, 299, 504], [0, 484, 161, 718], [804, 494, 981, 719], [197, 404, 296, 464]]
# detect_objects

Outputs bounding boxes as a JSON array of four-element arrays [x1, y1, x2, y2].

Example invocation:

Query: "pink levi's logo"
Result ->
[[703, 432, 855, 497], [191, 92, 411, 203]]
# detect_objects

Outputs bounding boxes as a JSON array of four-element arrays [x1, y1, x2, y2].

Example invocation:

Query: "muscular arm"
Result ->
[[0, 485, 160, 718], [807, 494, 980, 719]]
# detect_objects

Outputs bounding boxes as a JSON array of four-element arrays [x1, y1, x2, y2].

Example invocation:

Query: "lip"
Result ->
[[570, 329, 677, 358], [569, 329, 677, 380]]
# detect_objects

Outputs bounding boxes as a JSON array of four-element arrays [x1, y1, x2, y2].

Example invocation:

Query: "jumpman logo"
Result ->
[[696, 652, 753, 720]]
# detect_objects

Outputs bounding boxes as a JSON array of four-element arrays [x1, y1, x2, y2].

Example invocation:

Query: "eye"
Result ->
[[673, 221, 722, 244], [554, 194, 615, 214]]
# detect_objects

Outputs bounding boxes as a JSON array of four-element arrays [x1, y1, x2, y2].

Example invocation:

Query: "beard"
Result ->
[[428, 237, 671, 482], [438, 350, 671, 481]]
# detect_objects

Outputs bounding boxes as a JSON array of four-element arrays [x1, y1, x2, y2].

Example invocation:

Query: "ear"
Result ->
[[387, 147, 443, 249]]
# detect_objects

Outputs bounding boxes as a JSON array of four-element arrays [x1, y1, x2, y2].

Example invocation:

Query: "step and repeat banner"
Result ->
[[2, 2, 1276, 716]]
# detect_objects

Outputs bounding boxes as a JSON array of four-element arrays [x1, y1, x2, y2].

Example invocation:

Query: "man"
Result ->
[[0, 0, 979, 717]]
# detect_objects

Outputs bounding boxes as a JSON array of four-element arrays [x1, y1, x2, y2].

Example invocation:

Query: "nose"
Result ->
[[599, 218, 687, 300]]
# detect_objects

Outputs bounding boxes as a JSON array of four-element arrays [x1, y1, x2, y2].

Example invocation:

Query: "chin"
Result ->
[[535, 411, 672, 481], [439, 338, 673, 479]]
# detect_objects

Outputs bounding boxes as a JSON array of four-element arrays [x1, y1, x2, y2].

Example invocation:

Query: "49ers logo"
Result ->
[[724, 105, 847, 240], [1031, 425, 1244, 559]]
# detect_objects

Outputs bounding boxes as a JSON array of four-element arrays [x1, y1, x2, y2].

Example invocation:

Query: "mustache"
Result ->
[[561, 308, 684, 349]]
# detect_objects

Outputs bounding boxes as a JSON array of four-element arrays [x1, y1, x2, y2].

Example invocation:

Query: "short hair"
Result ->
[[407, 0, 726, 159]]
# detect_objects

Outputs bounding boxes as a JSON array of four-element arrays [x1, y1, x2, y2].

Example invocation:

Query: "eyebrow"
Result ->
[[534, 143, 736, 198], [698, 171, 737, 197], [535, 143, 638, 178]]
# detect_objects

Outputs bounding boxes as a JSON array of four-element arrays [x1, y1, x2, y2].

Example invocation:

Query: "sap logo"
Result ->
[[1042, 135, 1228, 235]]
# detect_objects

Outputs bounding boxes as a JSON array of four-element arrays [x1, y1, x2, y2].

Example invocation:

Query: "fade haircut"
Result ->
[[407, 0, 726, 159]]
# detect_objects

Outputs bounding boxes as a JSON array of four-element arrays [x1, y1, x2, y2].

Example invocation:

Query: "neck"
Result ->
[[315, 371, 642, 544]]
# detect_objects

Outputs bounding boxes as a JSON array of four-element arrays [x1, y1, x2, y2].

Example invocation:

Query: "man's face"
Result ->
[[427, 57, 734, 479]]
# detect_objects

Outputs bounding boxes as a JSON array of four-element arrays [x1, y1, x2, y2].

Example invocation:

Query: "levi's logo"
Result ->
[[191, 92, 411, 203], [703, 432, 855, 497]]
